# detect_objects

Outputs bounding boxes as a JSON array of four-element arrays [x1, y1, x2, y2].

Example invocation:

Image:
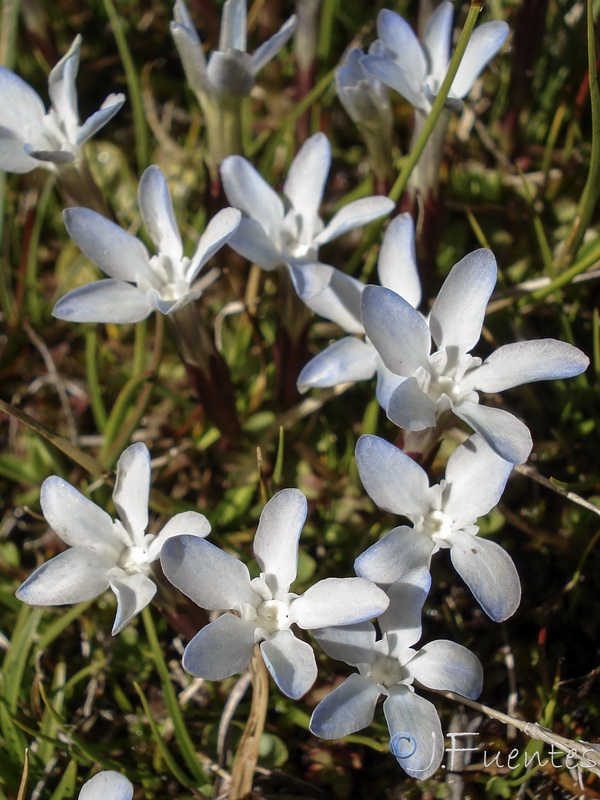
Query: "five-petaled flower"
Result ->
[[362, 2, 509, 114], [310, 567, 483, 778], [171, 0, 297, 101], [16, 443, 211, 635], [361, 249, 590, 464], [220, 132, 394, 309], [52, 165, 241, 322], [354, 433, 520, 622], [161, 488, 389, 699], [0, 35, 124, 173]]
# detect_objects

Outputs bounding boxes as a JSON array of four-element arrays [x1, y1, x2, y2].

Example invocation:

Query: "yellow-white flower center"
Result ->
[[255, 599, 290, 635], [422, 510, 454, 542], [369, 655, 407, 688], [119, 545, 150, 575]]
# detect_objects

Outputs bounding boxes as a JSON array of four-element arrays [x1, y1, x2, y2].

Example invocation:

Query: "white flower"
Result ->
[[310, 568, 483, 779], [79, 772, 133, 800], [0, 35, 124, 173], [160, 488, 389, 699], [171, 0, 297, 100], [16, 443, 211, 635], [52, 165, 241, 323], [297, 213, 421, 409], [362, 249, 590, 464], [362, 2, 509, 114], [354, 433, 520, 621], [219, 132, 395, 304], [336, 43, 393, 133]]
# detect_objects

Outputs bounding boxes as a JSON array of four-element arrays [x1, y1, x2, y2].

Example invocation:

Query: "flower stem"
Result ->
[[141, 605, 208, 785], [229, 645, 270, 800], [274, 269, 312, 409], [168, 301, 241, 438]]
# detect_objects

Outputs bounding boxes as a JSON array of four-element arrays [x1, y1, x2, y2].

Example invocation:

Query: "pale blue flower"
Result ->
[[53, 165, 241, 323], [354, 433, 520, 621], [161, 488, 389, 699], [362, 2, 509, 114], [220, 132, 395, 306], [0, 36, 124, 173], [171, 0, 296, 100], [16, 443, 211, 635], [310, 567, 483, 779], [362, 250, 589, 464]]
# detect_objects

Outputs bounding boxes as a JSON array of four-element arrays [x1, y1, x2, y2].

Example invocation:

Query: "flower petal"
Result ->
[[312, 622, 377, 667], [79, 771, 133, 800], [375, 360, 405, 409], [407, 639, 483, 698], [354, 526, 435, 587], [448, 528, 521, 621], [362, 54, 427, 111], [302, 268, 364, 333], [290, 577, 388, 629], [443, 434, 513, 528], [113, 443, 151, 544], [387, 376, 438, 430], [283, 133, 330, 224], [219, 0, 246, 51], [63, 208, 151, 282], [429, 249, 496, 352], [355, 434, 430, 516], [16, 547, 111, 605], [297, 337, 377, 392], [76, 93, 126, 146], [362, 286, 431, 376], [465, 339, 590, 393], [383, 688, 444, 779], [260, 629, 317, 699], [378, 567, 431, 655], [183, 613, 255, 679], [52, 280, 153, 324], [160, 535, 255, 610], [451, 20, 509, 99], [47, 36, 81, 137], [422, 2, 453, 87], [253, 488, 306, 599], [220, 156, 284, 230], [0, 67, 46, 134], [138, 166, 183, 261], [287, 262, 334, 301], [251, 14, 297, 73], [40, 476, 126, 552], [110, 571, 157, 634], [147, 511, 211, 562], [315, 196, 395, 247], [171, 0, 209, 96], [0, 127, 39, 173], [187, 207, 241, 280], [310, 673, 379, 739], [225, 217, 282, 269], [454, 400, 533, 465], [377, 213, 421, 308]]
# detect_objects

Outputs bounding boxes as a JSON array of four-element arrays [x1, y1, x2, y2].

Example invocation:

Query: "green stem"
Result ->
[[141, 606, 208, 785], [85, 327, 108, 432], [553, 0, 600, 270], [101, 0, 149, 172]]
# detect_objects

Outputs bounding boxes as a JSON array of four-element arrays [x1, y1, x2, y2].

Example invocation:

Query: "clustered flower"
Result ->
[[6, 0, 592, 792]]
